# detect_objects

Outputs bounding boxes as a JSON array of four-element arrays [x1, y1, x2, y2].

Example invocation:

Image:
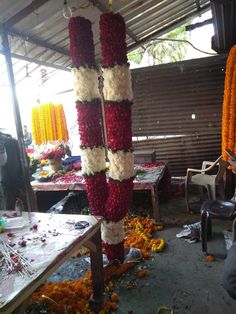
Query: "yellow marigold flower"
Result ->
[[40, 159, 47, 165], [151, 239, 165, 252]]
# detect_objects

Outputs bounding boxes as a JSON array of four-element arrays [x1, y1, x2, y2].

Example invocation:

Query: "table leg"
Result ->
[[151, 184, 161, 223], [89, 228, 105, 311]]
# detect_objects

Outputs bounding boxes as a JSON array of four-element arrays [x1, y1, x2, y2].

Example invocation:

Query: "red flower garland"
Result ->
[[105, 103, 132, 150], [103, 241, 125, 262], [69, 17, 95, 67], [105, 178, 133, 222], [76, 102, 103, 147], [69, 14, 133, 262], [69, 16, 107, 218], [85, 173, 108, 216], [99, 13, 128, 67], [100, 13, 133, 262]]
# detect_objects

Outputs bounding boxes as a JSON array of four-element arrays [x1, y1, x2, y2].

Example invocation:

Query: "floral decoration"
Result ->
[[68, 17, 95, 68], [68, 16, 107, 218], [31, 103, 69, 146], [105, 103, 132, 149], [25, 147, 41, 173], [76, 102, 103, 147], [69, 13, 134, 262], [222, 45, 236, 161], [124, 216, 165, 259], [100, 12, 134, 262], [40, 142, 70, 161], [27, 215, 165, 313], [41, 148, 65, 160], [99, 13, 128, 67]]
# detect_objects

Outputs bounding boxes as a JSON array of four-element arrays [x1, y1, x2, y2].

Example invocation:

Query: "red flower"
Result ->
[[103, 241, 125, 262], [100, 13, 128, 67], [41, 149, 65, 160], [85, 173, 108, 216], [68, 16, 95, 67], [105, 102, 132, 150], [105, 178, 133, 222], [76, 102, 104, 147]]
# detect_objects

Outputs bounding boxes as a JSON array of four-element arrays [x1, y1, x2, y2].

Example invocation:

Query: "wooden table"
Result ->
[[0, 212, 104, 314], [31, 163, 169, 222]]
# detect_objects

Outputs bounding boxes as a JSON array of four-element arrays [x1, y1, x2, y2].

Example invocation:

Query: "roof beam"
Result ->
[[128, 3, 211, 52], [0, 50, 70, 72], [7, 28, 70, 57], [3, 0, 50, 28], [88, 0, 140, 43]]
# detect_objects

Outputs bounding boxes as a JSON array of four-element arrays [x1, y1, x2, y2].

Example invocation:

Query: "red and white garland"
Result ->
[[68, 13, 134, 262], [100, 13, 134, 262], [68, 17, 107, 217]]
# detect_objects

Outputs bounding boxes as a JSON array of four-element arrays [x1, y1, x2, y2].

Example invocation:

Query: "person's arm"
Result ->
[[0, 140, 7, 166]]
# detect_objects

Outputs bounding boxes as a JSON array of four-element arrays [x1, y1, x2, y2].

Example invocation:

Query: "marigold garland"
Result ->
[[222, 45, 236, 161], [31, 103, 69, 145], [124, 216, 165, 258], [28, 215, 165, 313]]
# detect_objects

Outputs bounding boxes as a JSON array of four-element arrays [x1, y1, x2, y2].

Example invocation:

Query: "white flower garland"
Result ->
[[101, 219, 125, 245], [72, 67, 100, 101], [103, 64, 133, 102], [81, 147, 106, 175], [108, 150, 134, 181]]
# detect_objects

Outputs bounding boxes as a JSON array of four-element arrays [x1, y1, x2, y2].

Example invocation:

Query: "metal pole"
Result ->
[[1, 26, 36, 211], [98, 71, 108, 160]]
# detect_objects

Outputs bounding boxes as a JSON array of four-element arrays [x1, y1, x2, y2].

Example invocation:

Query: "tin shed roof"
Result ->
[[0, 0, 211, 73]]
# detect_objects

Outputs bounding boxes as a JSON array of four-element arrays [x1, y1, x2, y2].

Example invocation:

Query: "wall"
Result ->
[[131, 54, 227, 176]]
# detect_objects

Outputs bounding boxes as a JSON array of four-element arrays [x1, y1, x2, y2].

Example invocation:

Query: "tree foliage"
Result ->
[[128, 25, 189, 66]]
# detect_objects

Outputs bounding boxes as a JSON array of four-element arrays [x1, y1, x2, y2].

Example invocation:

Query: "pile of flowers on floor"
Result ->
[[26, 215, 165, 314]]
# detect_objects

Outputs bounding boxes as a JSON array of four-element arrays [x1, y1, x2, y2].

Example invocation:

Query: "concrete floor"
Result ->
[[109, 196, 235, 314], [47, 195, 236, 314]]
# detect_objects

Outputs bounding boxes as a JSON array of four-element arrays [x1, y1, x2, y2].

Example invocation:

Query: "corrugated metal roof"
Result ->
[[0, 0, 211, 74]]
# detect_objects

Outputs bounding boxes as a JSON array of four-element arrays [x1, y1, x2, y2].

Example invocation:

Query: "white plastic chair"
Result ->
[[185, 155, 228, 212]]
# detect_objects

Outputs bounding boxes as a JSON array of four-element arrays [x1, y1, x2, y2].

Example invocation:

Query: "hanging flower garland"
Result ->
[[100, 13, 134, 262], [31, 103, 69, 145], [222, 45, 236, 161], [68, 16, 107, 217], [69, 13, 134, 262]]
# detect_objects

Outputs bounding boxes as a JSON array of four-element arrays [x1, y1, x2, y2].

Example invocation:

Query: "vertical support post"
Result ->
[[89, 227, 105, 311], [0, 26, 36, 211]]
